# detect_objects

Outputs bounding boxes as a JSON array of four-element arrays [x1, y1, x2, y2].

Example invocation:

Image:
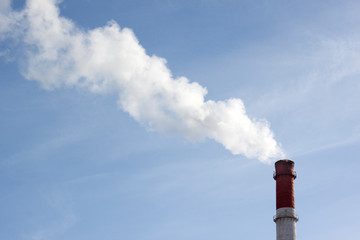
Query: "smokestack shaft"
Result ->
[[273, 159, 298, 240]]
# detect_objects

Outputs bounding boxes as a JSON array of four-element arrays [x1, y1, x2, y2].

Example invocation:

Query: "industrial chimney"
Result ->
[[273, 159, 298, 240]]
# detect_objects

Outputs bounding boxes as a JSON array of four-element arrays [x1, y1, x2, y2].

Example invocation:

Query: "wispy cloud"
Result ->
[[246, 31, 360, 156], [22, 191, 78, 240], [1, 126, 89, 166]]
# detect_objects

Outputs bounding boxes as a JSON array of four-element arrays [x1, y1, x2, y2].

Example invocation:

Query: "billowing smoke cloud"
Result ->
[[0, 0, 285, 163]]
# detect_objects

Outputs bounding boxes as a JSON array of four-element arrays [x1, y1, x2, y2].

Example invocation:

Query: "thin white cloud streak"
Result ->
[[243, 34, 360, 157], [0, 0, 10, 13], [0, 0, 284, 163], [1, 128, 88, 166], [23, 191, 77, 240]]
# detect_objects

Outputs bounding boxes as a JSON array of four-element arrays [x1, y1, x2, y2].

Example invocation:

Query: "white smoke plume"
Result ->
[[0, 0, 285, 163]]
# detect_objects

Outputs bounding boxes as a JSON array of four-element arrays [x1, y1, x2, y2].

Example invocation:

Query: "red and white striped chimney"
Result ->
[[273, 159, 298, 240]]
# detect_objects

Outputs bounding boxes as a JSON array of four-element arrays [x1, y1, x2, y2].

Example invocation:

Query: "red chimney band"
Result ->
[[274, 159, 296, 209]]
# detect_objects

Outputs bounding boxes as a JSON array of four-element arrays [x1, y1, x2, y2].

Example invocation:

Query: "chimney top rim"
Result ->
[[275, 159, 294, 165]]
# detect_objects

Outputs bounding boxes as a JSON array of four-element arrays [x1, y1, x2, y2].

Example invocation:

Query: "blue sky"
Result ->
[[1, 0, 360, 239]]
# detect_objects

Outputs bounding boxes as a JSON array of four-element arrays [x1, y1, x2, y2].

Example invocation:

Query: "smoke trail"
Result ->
[[0, 0, 285, 163]]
